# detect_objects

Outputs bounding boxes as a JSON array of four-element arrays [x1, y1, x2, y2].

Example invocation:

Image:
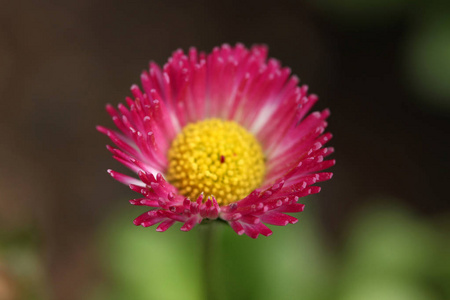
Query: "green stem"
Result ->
[[202, 221, 219, 300]]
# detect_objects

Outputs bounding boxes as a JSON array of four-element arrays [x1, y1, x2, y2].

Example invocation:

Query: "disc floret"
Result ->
[[166, 119, 265, 206]]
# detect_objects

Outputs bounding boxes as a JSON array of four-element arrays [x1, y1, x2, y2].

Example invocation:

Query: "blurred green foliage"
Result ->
[[90, 200, 448, 300], [0, 226, 47, 300], [405, 8, 450, 112], [338, 202, 443, 300], [91, 208, 203, 300]]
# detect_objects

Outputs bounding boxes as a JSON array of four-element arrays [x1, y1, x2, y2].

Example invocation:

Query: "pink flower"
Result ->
[[97, 44, 334, 238]]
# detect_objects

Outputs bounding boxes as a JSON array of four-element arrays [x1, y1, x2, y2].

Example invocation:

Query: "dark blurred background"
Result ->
[[0, 0, 449, 299]]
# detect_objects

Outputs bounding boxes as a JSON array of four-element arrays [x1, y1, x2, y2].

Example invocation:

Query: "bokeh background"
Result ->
[[0, 0, 449, 299]]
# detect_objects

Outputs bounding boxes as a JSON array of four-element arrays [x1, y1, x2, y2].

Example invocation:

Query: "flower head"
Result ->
[[98, 44, 335, 238]]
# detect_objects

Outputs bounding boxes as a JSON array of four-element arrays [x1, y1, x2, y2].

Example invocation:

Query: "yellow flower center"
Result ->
[[166, 119, 266, 206]]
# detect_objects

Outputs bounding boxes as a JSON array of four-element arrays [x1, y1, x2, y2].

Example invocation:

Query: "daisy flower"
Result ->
[[97, 44, 334, 238]]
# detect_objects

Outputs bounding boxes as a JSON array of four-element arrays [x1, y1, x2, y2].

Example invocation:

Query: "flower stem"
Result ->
[[201, 221, 219, 300]]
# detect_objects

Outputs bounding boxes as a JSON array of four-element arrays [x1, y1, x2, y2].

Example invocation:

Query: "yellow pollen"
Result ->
[[166, 119, 266, 206]]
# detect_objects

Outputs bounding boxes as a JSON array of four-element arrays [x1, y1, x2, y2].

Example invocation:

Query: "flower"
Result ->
[[97, 44, 335, 238]]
